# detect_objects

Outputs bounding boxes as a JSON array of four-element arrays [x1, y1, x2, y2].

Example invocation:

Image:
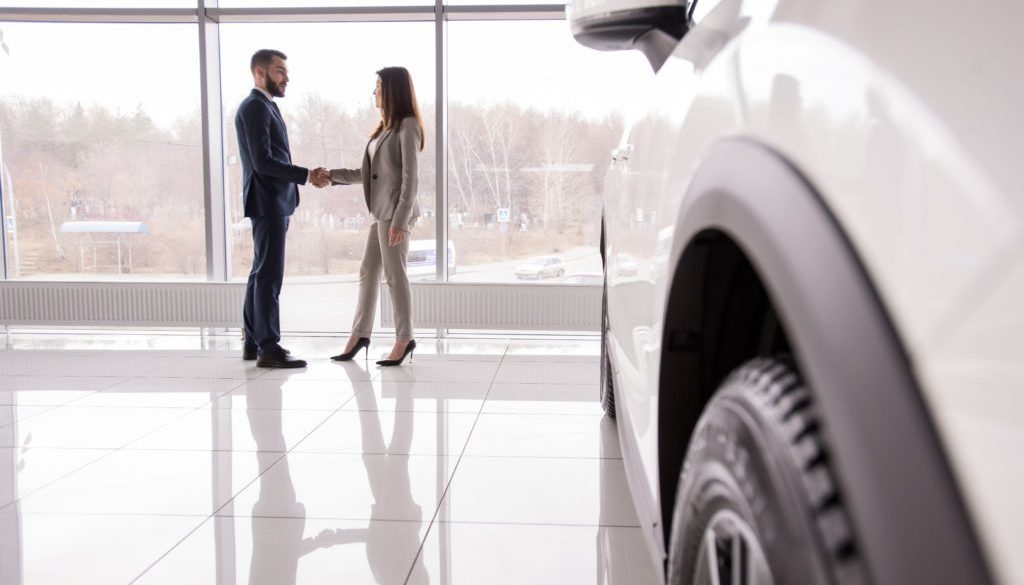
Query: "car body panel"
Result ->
[[597, 1, 1024, 584]]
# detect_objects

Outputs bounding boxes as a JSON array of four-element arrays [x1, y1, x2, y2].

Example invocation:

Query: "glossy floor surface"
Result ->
[[0, 333, 661, 585]]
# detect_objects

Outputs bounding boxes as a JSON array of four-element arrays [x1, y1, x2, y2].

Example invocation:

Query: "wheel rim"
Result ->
[[693, 510, 774, 585]]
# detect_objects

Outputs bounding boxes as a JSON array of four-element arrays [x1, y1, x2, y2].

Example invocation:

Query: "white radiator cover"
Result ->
[[0, 281, 600, 331], [381, 282, 601, 331], [0, 281, 245, 327]]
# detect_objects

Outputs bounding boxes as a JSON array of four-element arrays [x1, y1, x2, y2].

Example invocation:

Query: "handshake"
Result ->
[[309, 167, 331, 188]]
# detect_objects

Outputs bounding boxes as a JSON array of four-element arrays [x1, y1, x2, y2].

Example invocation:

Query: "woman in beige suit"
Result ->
[[324, 67, 424, 366]]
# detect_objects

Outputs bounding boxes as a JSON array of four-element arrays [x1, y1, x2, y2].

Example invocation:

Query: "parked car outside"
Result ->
[[406, 239, 456, 279], [561, 271, 604, 285], [514, 255, 566, 280]]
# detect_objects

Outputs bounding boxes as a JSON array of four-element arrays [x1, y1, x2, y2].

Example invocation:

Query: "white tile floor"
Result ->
[[0, 334, 661, 585]]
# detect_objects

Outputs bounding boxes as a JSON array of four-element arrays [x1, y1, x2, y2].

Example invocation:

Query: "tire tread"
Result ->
[[726, 357, 867, 585]]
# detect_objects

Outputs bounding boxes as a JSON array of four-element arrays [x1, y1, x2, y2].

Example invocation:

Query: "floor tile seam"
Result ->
[[474, 411, 610, 418], [234, 377, 374, 387], [131, 374, 266, 381], [52, 389, 110, 407], [0, 447, 123, 513], [0, 403, 61, 430], [205, 451, 289, 520], [401, 341, 510, 585], [0, 372, 102, 378], [499, 359, 601, 364], [277, 401, 360, 455], [214, 513, 426, 523], [456, 453, 625, 462], [226, 451, 456, 460], [114, 357, 177, 378], [49, 404, 217, 411], [109, 447, 293, 453], [450, 453, 624, 460], [331, 383, 370, 414], [11, 510, 221, 518], [215, 376, 255, 398], [113, 399, 232, 452], [337, 408, 485, 414], [127, 514, 219, 585], [478, 410, 607, 416], [429, 519, 644, 529], [490, 379, 602, 386], [86, 446, 500, 456], [208, 405, 354, 413]]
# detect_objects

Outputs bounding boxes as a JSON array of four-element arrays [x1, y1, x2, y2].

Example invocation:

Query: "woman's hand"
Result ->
[[388, 227, 408, 247]]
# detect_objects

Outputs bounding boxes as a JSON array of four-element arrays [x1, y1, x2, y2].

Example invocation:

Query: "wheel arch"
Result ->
[[655, 138, 992, 585]]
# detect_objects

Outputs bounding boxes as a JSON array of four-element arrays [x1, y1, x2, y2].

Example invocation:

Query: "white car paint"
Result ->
[[578, 1, 1024, 584]]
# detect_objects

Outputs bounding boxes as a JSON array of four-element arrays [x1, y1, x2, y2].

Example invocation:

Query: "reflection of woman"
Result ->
[[355, 371, 428, 584], [327, 67, 424, 366]]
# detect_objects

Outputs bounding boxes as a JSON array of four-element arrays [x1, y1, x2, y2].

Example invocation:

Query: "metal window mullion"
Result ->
[[434, 0, 450, 340], [0, 130, 8, 280], [199, 0, 228, 282], [435, 0, 448, 285]]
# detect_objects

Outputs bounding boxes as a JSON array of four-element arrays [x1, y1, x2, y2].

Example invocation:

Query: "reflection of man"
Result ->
[[236, 49, 327, 369], [246, 378, 366, 584]]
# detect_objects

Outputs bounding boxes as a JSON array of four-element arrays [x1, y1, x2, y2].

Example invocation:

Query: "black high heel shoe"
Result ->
[[376, 339, 416, 367], [330, 337, 370, 362]]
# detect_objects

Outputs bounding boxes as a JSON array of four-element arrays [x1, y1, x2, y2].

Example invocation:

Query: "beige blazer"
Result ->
[[330, 117, 422, 231]]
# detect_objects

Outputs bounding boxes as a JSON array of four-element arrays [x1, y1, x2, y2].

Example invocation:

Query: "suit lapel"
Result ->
[[254, 90, 290, 154]]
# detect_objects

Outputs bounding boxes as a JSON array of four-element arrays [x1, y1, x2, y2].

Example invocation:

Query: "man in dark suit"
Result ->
[[236, 49, 327, 368]]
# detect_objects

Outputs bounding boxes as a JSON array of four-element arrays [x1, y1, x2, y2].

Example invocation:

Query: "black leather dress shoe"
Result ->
[[256, 351, 306, 368], [244, 345, 291, 361]]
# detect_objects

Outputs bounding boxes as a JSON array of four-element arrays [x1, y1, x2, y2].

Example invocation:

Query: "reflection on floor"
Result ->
[[0, 333, 661, 585]]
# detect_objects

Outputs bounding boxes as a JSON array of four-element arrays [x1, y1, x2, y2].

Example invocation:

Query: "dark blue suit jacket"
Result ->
[[235, 89, 308, 218]]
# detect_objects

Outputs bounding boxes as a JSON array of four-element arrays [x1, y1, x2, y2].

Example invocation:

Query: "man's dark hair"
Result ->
[[250, 49, 287, 73]]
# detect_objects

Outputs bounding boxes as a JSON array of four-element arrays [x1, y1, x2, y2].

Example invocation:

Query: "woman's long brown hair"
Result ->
[[371, 66, 425, 152]]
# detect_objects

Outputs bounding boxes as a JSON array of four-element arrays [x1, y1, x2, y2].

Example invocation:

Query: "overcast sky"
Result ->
[[0, 18, 653, 128]]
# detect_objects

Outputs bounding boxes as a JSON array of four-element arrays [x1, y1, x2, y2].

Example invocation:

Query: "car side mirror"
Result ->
[[567, 0, 692, 71]]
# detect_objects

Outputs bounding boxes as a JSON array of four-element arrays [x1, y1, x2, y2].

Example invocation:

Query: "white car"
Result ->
[[514, 255, 566, 280], [406, 239, 456, 278], [571, 1, 1022, 585]]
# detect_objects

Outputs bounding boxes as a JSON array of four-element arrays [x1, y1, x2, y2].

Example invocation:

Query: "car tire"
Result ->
[[599, 283, 616, 419], [667, 357, 865, 585]]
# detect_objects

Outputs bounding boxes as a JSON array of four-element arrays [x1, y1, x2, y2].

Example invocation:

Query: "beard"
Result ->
[[265, 74, 285, 98]]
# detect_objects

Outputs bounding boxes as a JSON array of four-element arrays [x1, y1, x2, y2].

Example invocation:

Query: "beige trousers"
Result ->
[[352, 220, 413, 341]]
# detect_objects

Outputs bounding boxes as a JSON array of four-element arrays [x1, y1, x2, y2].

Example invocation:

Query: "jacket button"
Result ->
[[372, 174, 378, 179]]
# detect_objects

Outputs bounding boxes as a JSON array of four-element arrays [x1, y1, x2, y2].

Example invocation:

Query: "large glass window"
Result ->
[[0, 22, 205, 280], [0, 7, 641, 333], [220, 22, 436, 332], [446, 20, 648, 284]]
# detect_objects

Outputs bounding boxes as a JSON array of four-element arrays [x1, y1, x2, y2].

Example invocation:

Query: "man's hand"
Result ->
[[388, 227, 407, 247], [310, 167, 330, 188]]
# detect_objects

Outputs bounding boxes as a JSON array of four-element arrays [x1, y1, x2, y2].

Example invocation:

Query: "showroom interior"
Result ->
[[3, 1, 1021, 585], [0, 1, 660, 584]]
